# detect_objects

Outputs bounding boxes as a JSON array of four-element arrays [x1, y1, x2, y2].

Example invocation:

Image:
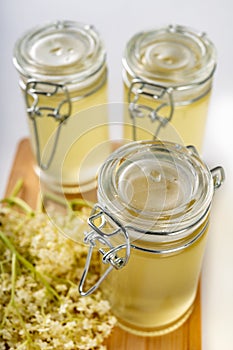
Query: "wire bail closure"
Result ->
[[211, 166, 225, 190], [79, 204, 131, 296], [128, 79, 174, 140], [186, 146, 225, 191], [25, 80, 72, 170]]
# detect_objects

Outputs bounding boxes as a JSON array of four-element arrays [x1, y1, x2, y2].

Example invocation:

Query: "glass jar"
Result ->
[[13, 20, 110, 193], [79, 140, 224, 336], [122, 25, 217, 151]]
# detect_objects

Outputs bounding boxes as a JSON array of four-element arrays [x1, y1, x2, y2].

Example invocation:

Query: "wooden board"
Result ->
[[5, 138, 202, 350]]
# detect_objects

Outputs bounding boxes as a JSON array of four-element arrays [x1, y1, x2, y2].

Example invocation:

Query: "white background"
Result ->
[[0, 1, 233, 349]]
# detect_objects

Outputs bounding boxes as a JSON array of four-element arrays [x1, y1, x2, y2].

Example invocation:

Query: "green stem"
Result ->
[[17, 341, 29, 350], [10, 178, 24, 197], [1, 254, 17, 328], [69, 198, 93, 210], [0, 258, 10, 274], [13, 303, 33, 345], [0, 230, 60, 301], [0, 197, 34, 216], [42, 192, 70, 209], [43, 192, 93, 211], [36, 192, 43, 213], [10, 253, 17, 305], [45, 273, 77, 288]]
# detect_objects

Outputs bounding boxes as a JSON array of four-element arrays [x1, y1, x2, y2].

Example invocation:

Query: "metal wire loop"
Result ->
[[211, 166, 225, 190], [25, 80, 72, 170], [128, 79, 174, 140], [79, 204, 130, 296]]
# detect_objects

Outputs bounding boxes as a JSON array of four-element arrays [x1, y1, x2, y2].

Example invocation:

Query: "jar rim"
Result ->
[[13, 20, 106, 86], [97, 141, 214, 238], [122, 24, 217, 89]]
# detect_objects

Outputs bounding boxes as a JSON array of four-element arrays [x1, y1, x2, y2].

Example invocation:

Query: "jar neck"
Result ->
[[123, 67, 215, 105], [126, 207, 210, 253], [19, 63, 107, 99]]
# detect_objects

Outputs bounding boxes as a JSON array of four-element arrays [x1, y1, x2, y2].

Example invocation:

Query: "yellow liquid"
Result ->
[[123, 85, 211, 152], [26, 81, 110, 193], [101, 166, 209, 335], [101, 222, 208, 336]]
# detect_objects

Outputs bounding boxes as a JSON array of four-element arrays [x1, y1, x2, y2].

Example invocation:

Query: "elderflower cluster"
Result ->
[[0, 205, 116, 350]]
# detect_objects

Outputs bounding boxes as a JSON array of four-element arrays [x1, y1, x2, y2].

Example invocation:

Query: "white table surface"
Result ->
[[1, 1, 233, 349]]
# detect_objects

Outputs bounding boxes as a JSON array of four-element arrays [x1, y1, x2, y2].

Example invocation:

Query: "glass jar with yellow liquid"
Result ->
[[122, 25, 217, 151], [79, 140, 224, 336], [13, 20, 110, 193]]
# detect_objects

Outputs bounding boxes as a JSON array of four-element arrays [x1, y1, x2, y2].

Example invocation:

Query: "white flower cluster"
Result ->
[[0, 205, 116, 350]]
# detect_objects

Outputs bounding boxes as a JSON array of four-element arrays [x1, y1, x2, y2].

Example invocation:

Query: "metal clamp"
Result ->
[[128, 79, 174, 140], [211, 166, 225, 190], [79, 204, 130, 296], [25, 80, 72, 170], [187, 147, 225, 191]]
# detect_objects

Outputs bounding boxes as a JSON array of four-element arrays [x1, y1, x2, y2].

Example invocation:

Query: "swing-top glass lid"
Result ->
[[13, 20, 106, 84], [123, 24, 217, 87], [98, 141, 214, 235]]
